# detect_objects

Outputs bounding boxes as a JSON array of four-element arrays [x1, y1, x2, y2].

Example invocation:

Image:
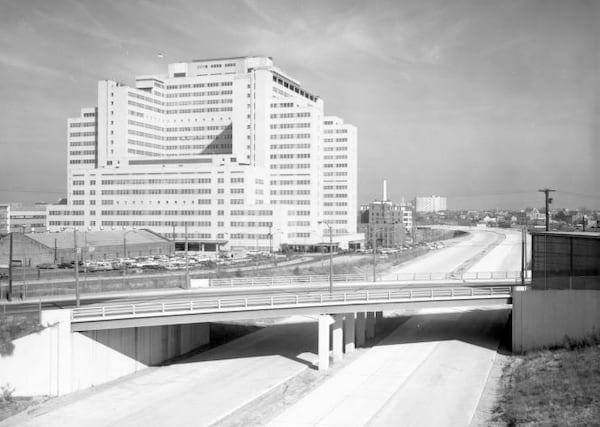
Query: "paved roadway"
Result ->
[[382, 228, 518, 279], [1, 318, 320, 427], [267, 308, 510, 427]]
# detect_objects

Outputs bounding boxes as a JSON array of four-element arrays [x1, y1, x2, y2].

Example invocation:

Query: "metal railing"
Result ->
[[71, 286, 513, 322], [207, 271, 531, 287]]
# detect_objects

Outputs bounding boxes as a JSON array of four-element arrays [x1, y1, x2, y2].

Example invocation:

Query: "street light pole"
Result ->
[[123, 229, 137, 275], [319, 221, 333, 294], [74, 229, 80, 307]]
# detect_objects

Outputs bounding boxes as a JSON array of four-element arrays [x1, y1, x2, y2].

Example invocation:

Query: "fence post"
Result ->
[[296, 295, 299, 305], [161, 303, 165, 312], [388, 290, 391, 300], [218, 299, 221, 309], [320, 294, 323, 304], [344, 292, 347, 302], [270, 296, 274, 306], [102, 306, 105, 317], [132, 305, 136, 316]]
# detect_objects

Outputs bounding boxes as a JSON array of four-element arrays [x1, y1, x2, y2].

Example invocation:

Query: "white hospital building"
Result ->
[[47, 56, 361, 253]]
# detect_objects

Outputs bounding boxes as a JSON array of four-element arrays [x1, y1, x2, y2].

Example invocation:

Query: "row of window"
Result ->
[[48, 210, 85, 216], [269, 143, 311, 150], [270, 179, 311, 185], [324, 138, 349, 143], [270, 133, 311, 140], [165, 107, 233, 114], [100, 178, 212, 185], [270, 112, 311, 119], [270, 123, 311, 129], [165, 81, 232, 90], [324, 146, 348, 151], [323, 211, 349, 215], [101, 210, 211, 216], [69, 150, 96, 156], [165, 92, 233, 99], [270, 153, 311, 159], [69, 122, 95, 128], [270, 164, 311, 169], [272, 75, 317, 102], [270, 189, 311, 195], [230, 221, 273, 227], [69, 132, 95, 138], [101, 189, 212, 195], [69, 159, 95, 165], [69, 141, 96, 147]]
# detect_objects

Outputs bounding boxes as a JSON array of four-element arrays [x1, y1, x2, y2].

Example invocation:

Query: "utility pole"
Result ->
[[74, 230, 80, 307], [521, 227, 526, 285], [8, 232, 13, 301], [54, 238, 57, 264], [184, 223, 190, 289], [538, 188, 555, 232], [372, 227, 377, 282]]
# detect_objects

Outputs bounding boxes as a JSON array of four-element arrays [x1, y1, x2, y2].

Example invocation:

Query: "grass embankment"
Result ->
[[0, 312, 47, 422], [495, 344, 600, 425]]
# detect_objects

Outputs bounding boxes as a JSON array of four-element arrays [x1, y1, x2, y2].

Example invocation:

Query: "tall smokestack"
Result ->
[[383, 180, 388, 202]]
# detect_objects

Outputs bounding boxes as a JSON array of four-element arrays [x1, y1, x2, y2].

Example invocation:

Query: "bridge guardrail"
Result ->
[[71, 285, 513, 322], [208, 271, 531, 287]]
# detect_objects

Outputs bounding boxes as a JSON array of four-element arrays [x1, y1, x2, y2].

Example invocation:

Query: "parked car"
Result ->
[[57, 262, 73, 269], [36, 263, 57, 269]]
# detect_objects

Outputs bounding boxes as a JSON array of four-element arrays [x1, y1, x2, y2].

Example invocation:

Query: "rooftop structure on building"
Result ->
[[47, 56, 361, 252]]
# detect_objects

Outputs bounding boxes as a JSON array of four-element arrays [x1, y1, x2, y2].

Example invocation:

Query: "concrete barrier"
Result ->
[[0, 310, 209, 396], [512, 289, 600, 353]]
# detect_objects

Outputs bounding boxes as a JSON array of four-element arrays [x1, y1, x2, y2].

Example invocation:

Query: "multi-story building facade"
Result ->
[[47, 56, 360, 252], [358, 182, 413, 249], [415, 195, 447, 213]]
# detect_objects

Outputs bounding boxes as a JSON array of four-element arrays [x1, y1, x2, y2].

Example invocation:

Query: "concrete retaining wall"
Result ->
[[0, 310, 209, 396], [512, 289, 600, 353]]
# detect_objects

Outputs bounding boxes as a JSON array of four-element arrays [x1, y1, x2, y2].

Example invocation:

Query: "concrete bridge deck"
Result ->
[[70, 284, 514, 331]]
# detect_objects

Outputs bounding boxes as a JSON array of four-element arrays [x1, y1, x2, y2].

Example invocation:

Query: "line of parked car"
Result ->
[[35, 254, 224, 273]]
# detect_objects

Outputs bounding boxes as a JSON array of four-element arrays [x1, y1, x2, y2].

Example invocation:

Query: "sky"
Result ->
[[0, 0, 598, 210]]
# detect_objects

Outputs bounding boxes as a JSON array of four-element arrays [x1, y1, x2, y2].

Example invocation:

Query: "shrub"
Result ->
[[1, 383, 14, 402]]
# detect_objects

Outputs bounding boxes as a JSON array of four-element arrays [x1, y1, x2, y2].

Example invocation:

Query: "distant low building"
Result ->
[[415, 196, 447, 213], [0, 203, 49, 234], [0, 229, 173, 267]]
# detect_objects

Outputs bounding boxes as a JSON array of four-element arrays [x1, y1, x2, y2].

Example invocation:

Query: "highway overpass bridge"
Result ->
[[68, 278, 518, 371]]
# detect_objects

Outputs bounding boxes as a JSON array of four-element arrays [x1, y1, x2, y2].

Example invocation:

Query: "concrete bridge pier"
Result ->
[[332, 314, 344, 362], [344, 313, 355, 353], [318, 314, 335, 370], [366, 312, 376, 339]]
